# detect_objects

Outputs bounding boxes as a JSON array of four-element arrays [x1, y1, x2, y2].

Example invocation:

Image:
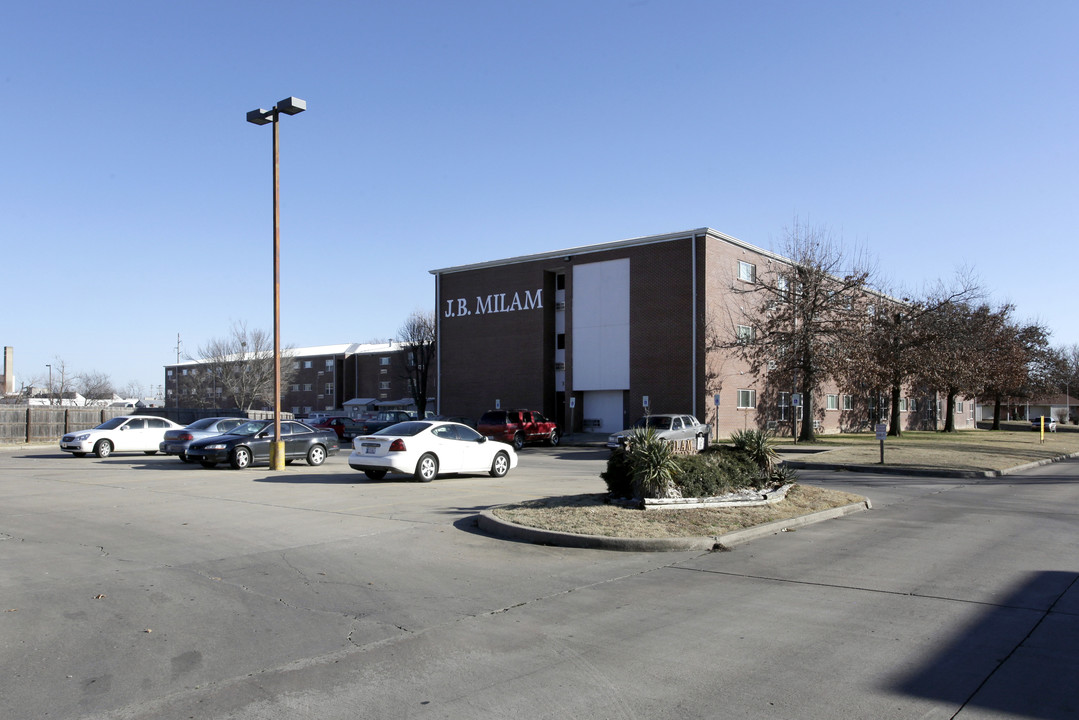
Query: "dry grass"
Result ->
[[492, 484, 866, 539], [785, 426, 1079, 471]]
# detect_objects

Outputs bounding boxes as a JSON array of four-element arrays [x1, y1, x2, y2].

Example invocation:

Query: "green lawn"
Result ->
[[776, 425, 1079, 472]]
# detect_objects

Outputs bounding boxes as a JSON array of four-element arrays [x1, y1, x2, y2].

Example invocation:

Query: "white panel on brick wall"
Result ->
[[573, 259, 629, 390]]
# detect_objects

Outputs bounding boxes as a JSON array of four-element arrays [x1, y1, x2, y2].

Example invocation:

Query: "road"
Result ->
[[1, 444, 1076, 719]]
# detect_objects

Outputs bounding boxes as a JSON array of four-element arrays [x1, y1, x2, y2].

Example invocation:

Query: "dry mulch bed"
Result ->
[[491, 484, 866, 539]]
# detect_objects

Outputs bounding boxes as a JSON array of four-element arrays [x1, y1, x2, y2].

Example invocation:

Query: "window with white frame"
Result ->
[[303, 360, 313, 369], [736, 325, 755, 344], [827, 394, 839, 410], [379, 381, 390, 390], [325, 359, 334, 368], [380, 357, 391, 366], [167, 369, 174, 376], [291, 407, 300, 415], [842, 394, 853, 410], [778, 392, 790, 420], [737, 389, 756, 409], [738, 261, 756, 283], [182, 368, 189, 376], [957, 401, 964, 412], [909, 398, 918, 412], [899, 397, 908, 412], [291, 384, 299, 392], [303, 383, 312, 391], [303, 406, 311, 414], [325, 383, 334, 395], [776, 274, 789, 300]]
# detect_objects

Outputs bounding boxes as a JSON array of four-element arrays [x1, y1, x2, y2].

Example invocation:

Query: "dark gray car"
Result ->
[[160, 417, 249, 462]]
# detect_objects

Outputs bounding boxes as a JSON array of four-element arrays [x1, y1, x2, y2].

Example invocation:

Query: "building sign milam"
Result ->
[[444, 289, 542, 318]]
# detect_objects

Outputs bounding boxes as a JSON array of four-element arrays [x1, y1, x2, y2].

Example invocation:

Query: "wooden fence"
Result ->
[[0, 406, 287, 444]]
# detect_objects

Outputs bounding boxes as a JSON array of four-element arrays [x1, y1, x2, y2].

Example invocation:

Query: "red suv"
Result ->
[[477, 409, 559, 450]]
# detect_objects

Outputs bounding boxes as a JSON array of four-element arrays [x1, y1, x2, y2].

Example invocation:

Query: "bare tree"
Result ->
[[397, 310, 437, 417], [46, 358, 74, 406], [851, 272, 981, 436], [729, 219, 873, 441], [77, 370, 116, 406], [194, 322, 295, 411]]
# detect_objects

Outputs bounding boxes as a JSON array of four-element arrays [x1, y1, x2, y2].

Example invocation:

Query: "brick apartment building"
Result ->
[[431, 228, 972, 437], [164, 342, 434, 418]]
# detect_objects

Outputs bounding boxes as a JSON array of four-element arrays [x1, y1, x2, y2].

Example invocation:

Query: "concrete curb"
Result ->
[[783, 449, 1079, 478], [477, 499, 872, 552]]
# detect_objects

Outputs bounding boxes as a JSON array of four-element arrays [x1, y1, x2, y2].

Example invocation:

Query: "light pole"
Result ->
[[247, 96, 306, 470], [46, 364, 52, 406]]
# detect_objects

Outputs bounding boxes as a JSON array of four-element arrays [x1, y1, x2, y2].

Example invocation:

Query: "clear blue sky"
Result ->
[[4, 1, 1076, 396]]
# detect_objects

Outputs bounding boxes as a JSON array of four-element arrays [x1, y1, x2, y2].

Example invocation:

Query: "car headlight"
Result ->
[[205, 443, 227, 450], [74, 434, 91, 442]]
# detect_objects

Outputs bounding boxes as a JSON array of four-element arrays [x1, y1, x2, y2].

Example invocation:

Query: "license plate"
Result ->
[[365, 447, 376, 454]]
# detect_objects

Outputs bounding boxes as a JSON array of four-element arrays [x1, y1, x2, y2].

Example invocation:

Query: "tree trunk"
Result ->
[[888, 382, 903, 437], [798, 397, 815, 442], [991, 394, 1003, 430], [943, 389, 958, 432]]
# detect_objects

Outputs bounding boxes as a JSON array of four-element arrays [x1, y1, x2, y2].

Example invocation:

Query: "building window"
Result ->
[[293, 361, 300, 369], [303, 406, 312, 414], [738, 261, 756, 283], [291, 406, 300, 415], [166, 369, 173, 376], [291, 384, 300, 392], [827, 394, 839, 410], [325, 383, 334, 394], [778, 392, 789, 421], [303, 383, 312, 392], [325, 359, 334, 368], [380, 368, 387, 374], [909, 398, 918, 413], [379, 381, 391, 390], [776, 275, 789, 300], [303, 360, 313, 369], [380, 357, 391, 366], [736, 325, 755, 344], [556, 333, 566, 350], [842, 394, 853, 411], [167, 388, 173, 396], [737, 389, 756, 409], [182, 368, 189, 376], [899, 398, 908, 412], [956, 401, 964, 412]]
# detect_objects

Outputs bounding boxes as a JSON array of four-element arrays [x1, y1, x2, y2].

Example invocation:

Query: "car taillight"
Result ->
[[389, 439, 406, 452], [179, 433, 193, 441]]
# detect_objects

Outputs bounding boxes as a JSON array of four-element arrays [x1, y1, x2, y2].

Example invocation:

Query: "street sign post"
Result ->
[[875, 423, 887, 463]]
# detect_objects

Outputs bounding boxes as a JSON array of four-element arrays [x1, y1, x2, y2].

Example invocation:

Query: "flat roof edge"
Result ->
[[429, 227, 786, 275]]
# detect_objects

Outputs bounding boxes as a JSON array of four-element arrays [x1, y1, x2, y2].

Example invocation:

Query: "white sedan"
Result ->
[[348, 420, 518, 481], [60, 415, 184, 458]]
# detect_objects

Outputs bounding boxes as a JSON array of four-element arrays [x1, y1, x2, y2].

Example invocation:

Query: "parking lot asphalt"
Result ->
[[2, 443, 1077, 719]]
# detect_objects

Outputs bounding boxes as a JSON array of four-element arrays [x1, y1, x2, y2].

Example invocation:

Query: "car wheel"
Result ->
[[414, 453, 438, 482], [489, 451, 510, 478], [364, 469, 387, 480], [179, 453, 192, 463], [547, 429, 560, 446], [200, 460, 217, 468], [230, 447, 252, 470], [513, 432, 525, 451], [143, 450, 157, 455], [72, 452, 87, 458], [94, 439, 113, 458], [306, 445, 326, 466]]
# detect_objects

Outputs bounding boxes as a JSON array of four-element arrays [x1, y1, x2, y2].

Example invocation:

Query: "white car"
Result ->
[[60, 415, 184, 458], [348, 420, 518, 481], [606, 413, 710, 451]]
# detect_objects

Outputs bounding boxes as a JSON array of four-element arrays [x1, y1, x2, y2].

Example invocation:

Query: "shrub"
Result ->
[[601, 448, 634, 499], [729, 429, 780, 478], [625, 427, 680, 498], [673, 447, 762, 497]]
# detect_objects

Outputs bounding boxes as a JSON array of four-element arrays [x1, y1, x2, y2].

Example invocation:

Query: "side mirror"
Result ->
[[477, 436, 487, 443]]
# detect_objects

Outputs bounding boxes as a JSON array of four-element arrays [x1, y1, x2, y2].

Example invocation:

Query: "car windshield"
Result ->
[[373, 421, 431, 437], [230, 421, 269, 436], [633, 416, 672, 430], [97, 417, 128, 430]]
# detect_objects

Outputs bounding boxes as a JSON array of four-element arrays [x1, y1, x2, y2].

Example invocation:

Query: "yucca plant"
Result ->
[[625, 426, 680, 499], [729, 429, 780, 479]]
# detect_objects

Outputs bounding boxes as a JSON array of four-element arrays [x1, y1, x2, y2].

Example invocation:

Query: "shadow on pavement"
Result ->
[[890, 570, 1079, 719]]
